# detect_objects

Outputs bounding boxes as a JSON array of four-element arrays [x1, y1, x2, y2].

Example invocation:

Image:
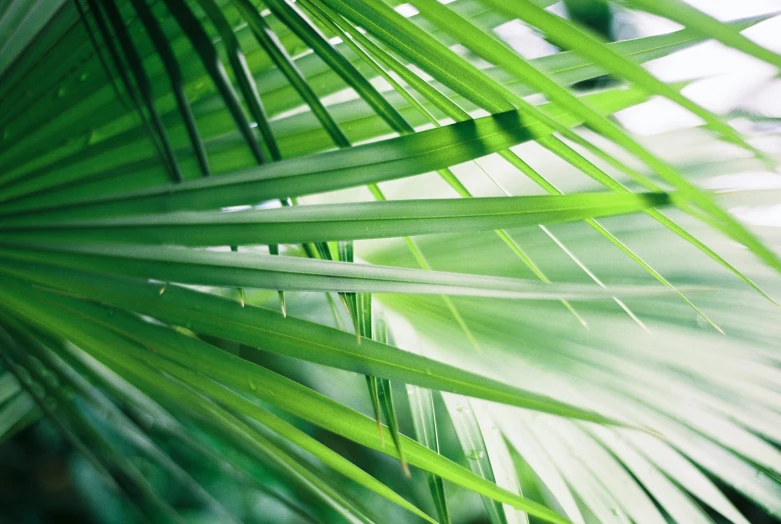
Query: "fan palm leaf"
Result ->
[[1, 1, 780, 522]]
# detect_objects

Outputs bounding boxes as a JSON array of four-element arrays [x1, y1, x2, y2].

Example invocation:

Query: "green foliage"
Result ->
[[1, 0, 780, 522]]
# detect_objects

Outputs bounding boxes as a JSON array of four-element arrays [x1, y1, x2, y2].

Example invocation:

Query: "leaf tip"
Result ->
[[400, 459, 411, 478]]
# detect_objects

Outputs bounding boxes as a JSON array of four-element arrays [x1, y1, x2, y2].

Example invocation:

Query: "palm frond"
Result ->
[[1, 1, 781, 522]]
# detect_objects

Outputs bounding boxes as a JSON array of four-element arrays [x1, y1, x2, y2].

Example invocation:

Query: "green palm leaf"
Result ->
[[1, 1, 780, 522]]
